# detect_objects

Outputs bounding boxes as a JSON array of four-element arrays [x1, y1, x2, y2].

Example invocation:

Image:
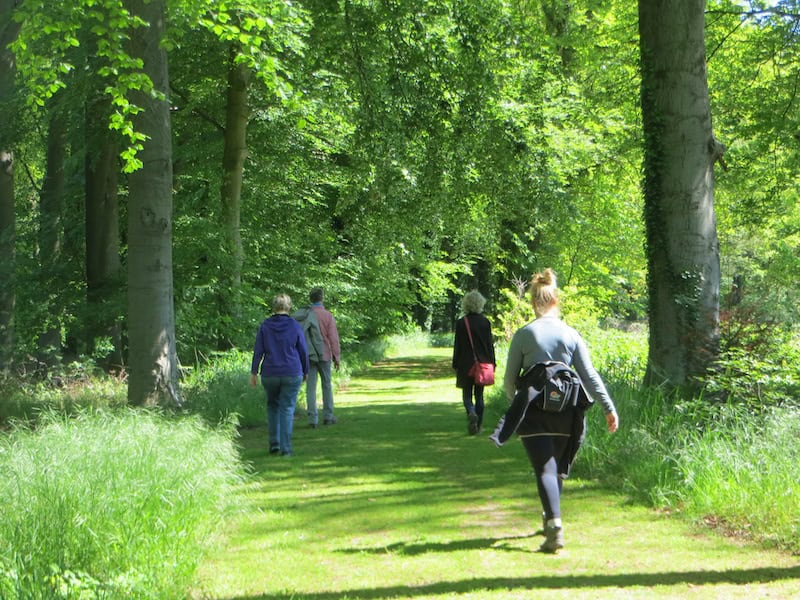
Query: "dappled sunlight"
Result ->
[[193, 350, 800, 600]]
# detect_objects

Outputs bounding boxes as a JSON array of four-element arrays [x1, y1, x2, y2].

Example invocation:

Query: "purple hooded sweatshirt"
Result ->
[[251, 314, 309, 378]]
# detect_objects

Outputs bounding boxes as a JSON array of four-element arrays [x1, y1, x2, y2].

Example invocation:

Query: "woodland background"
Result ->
[[0, 0, 798, 403], [1, 2, 800, 596]]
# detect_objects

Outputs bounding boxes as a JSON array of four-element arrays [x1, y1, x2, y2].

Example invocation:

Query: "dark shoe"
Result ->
[[539, 525, 564, 553], [281, 451, 293, 457], [323, 417, 337, 425], [269, 446, 280, 455], [467, 411, 479, 435], [309, 422, 318, 429]]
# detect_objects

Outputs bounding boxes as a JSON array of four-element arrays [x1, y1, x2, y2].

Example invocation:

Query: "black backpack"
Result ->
[[489, 361, 595, 447], [516, 361, 593, 413]]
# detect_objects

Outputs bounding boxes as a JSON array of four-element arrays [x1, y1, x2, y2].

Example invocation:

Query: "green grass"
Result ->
[[0, 409, 246, 599], [190, 347, 800, 599]]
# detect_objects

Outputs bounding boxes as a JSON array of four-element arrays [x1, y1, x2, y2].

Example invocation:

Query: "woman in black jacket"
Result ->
[[452, 290, 496, 435]]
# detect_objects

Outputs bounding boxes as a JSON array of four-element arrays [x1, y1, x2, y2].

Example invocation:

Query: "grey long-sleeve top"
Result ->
[[503, 315, 617, 414]]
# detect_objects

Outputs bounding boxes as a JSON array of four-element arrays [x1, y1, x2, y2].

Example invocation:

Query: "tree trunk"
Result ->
[[85, 91, 123, 369], [0, 1, 21, 373], [218, 45, 249, 350], [37, 112, 66, 371], [125, 0, 181, 407], [638, 0, 721, 389]]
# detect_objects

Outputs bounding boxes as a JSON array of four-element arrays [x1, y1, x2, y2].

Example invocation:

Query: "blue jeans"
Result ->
[[306, 360, 334, 424], [462, 381, 485, 427], [262, 375, 303, 455]]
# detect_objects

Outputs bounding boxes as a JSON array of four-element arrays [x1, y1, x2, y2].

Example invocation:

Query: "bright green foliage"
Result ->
[[2, 0, 796, 405], [493, 286, 536, 342], [706, 0, 800, 327], [705, 342, 800, 408], [0, 409, 245, 598], [10, 0, 149, 169]]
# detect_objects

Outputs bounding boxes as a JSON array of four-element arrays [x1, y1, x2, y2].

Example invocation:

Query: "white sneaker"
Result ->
[[488, 416, 505, 447]]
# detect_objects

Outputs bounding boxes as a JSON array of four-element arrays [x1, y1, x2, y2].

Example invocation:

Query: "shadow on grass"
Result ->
[[218, 352, 800, 599], [222, 565, 800, 599], [359, 354, 455, 381], [338, 531, 540, 555]]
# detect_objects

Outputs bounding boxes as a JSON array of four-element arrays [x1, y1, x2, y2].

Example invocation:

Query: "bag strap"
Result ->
[[463, 315, 478, 362]]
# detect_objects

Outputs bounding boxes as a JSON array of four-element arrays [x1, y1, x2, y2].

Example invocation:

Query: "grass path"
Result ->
[[191, 348, 800, 599]]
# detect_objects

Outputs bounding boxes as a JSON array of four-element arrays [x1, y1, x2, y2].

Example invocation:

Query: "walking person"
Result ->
[[293, 287, 341, 427], [250, 293, 309, 456], [452, 290, 496, 435], [497, 269, 619, 552]]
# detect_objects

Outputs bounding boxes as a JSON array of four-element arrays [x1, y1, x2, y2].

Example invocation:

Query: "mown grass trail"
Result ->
[[191, 347, 800, 600]]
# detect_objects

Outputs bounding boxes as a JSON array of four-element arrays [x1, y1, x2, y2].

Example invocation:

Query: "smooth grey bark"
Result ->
[[125, 0, 181, 406], [639, 0, 722, 389], [0, 0, 21, 372], [218, 45, 249, 349], [85, 90, 123, 369], [37, 112, 66, 370]]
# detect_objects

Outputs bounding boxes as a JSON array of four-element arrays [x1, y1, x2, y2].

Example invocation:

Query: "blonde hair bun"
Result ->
[[534, 268, 556, 287], [530, 268, 559, 315]]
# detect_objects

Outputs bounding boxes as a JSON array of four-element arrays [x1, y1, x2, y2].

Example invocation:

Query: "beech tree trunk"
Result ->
[[0, 0, 20, 373], [125, 0, 181, 406], [638, 0, 721, 389], [37, 112, 66, 370], [85, 90, 123, 369], [218, 45, 249, 350]]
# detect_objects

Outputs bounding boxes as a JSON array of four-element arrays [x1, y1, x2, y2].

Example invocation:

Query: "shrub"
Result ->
[[182, 349, 266, 428], [704, 344, 800, 409], [0, 361, 127, 424]]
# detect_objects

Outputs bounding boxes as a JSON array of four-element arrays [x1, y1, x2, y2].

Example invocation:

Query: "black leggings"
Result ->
[[521, 434, 570, 520], [461, 382, 484, 426]]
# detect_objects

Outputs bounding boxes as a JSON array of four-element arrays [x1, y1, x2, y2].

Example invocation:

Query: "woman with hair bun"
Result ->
[[452, 290, 496, 435], [500, 269, 619, 553]]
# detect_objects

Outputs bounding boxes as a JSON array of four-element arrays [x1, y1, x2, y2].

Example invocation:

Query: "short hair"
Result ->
[[309, 287, 324, 303], [529, 268, 558, 315], [462, 290, 486, 314], [272, 293, 292, 313]]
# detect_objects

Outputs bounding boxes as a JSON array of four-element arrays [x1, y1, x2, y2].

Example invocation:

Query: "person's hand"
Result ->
[[606, 411, 619, 433], [249, 373, 258, 388], [303, 374, 308, 382], [334, 361, 340, 371]]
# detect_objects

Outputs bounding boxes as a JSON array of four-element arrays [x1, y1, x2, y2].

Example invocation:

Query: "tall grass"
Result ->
[[575, 383, 800, 552], [0, 409, 246, 599], [182, 349, 266, 427], [676, 407, 800, 549]]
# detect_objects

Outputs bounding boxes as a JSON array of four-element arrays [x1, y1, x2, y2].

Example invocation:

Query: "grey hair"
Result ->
[[462, 290, 486, 314], [272, 293, 292, 313]]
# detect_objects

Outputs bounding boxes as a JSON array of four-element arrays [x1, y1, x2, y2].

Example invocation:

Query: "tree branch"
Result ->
[[170, 87, 225, 133]]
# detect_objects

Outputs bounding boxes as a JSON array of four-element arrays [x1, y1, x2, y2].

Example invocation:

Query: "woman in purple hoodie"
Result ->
[[250, 293, 309, 456]]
